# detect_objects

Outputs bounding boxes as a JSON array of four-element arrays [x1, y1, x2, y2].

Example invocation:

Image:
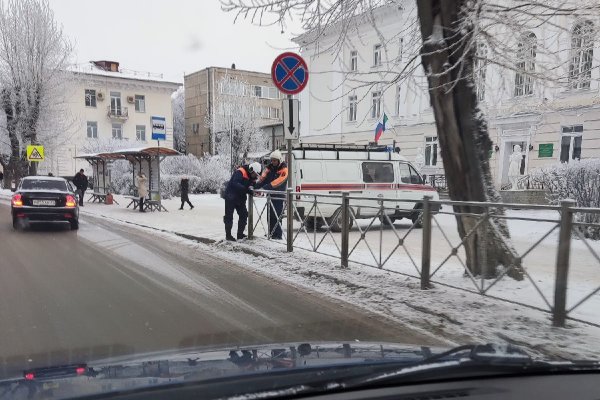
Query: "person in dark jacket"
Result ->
[[223, 162, 262, 241], [255, 150, 288, 240], [179, 177, 194, 210], [73, 169, 88, 206]]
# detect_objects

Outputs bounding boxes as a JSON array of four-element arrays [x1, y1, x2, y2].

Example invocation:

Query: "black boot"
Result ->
[[225, 223, 236, 242], [237, 223, 247, 240]]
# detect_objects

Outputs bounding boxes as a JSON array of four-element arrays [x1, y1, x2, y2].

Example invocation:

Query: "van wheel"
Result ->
[[411, 213, 423, 229], [305, 217, 324, 230], [328, 208, 354, 233]]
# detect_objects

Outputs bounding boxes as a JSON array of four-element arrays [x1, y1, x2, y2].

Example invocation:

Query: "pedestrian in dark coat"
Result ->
[[73, 169, 88, 206], [179, 177, 194, 210], [223, 162, 262, 241]]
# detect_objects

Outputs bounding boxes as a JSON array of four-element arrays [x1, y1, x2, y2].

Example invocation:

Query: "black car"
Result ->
[[11, 176, 79, 230]]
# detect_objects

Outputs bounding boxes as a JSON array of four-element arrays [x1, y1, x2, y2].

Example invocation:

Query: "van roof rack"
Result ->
[[290, 143, 392, 152]]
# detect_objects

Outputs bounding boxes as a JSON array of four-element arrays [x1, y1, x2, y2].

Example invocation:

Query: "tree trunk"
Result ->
[[416, 0, 524, 280], [1, 88, 28, 186]]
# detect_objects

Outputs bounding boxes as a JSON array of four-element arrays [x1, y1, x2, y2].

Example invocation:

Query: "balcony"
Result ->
[[107, 106, 129, 121]]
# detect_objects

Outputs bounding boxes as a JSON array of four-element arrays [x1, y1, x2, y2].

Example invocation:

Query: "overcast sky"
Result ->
[[48, 0, 300, 83]]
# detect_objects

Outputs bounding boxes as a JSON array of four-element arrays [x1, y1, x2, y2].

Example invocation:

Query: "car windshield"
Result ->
[[21, 179, 67, 191], [1, 1, 600, 399]]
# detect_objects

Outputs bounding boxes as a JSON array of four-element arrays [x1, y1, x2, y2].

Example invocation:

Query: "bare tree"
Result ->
[[172, 87, 186, 153], [0, 0, 72, 183], [206, 75, 267, 172], [222, 0, 600, 280]]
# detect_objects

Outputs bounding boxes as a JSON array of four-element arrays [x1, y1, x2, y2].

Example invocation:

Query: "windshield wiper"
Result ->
[[343, 344, 600, 388]]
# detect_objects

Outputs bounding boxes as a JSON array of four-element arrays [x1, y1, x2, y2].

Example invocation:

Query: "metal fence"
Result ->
[[248, 189, 600, 328]]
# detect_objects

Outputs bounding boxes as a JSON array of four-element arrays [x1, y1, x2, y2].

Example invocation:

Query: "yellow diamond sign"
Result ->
[[26, 145, 44, 162]]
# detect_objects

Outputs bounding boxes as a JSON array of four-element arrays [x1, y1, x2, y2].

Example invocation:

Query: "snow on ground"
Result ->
[[2, 189, 600, 359]]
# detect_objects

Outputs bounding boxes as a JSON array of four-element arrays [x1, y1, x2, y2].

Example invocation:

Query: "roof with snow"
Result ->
[[75, 147, 181, 160], [68, 63, 181, 87]]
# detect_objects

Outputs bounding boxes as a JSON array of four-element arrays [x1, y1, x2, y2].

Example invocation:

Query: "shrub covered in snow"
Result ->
[[159, 154, 229, 196], [532, 160, 600, 239], [107, 160, 134, 195]]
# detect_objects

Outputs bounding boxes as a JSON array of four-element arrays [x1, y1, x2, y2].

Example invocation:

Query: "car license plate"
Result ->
[[43, 382, 59, 390], [32, 199, 56, 206]]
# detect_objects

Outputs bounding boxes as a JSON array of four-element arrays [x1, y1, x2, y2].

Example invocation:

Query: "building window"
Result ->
[[253, 85, 279, 99], [424, 136, 438, 166], [112, 123, 123, 140], [371, 91, 382, 119], [475, 43, 488, 101], [260, 107, 280, 119], [569, 20, 594, 89], [86, 121, 98, 138], [350, 50, 358, 72], [85, 89, 96, 107], [514, 32, 536, 97], [394, 85, 401, 115], [136, 125, 146, 141], [135, 95, 146, 112], [560, 125, 583, 162], [348, 95, 357, 122], [110, 92, 122, 115], [373, 44, 382, 66]]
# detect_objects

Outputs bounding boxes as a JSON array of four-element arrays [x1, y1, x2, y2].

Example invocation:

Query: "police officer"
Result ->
[[256, 150, 288, 240], [223, 162, 262, 241]]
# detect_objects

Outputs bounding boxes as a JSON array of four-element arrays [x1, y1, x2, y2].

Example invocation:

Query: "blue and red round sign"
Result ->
[[271, 52, 309, 95]]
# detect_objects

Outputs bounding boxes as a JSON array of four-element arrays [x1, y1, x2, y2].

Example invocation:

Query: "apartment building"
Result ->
[[184, 66, 284, 157]]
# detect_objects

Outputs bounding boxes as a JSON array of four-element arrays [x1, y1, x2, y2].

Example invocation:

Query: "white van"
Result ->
[[272, 144, 440, 231]]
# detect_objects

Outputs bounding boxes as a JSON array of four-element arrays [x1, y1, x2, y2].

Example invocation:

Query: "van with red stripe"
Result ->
[[290, 144, 440, 231]]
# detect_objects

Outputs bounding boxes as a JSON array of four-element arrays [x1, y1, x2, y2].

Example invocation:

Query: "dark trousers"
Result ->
[[78, 190, 85, 206], [224, 198, 248, 235], [180, 194, 193, 209], [139, 197, 144, 212], [268, 197, 284, 239]]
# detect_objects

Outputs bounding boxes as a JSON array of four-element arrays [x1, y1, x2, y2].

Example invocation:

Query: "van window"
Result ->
[[399, 162, 423, 184], [325, 161, 359, 182], [362, 162, 394, 183], [300, 161, 323, 182]]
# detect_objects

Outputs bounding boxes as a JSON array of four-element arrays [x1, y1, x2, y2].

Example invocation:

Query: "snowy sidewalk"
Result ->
[[2, 190, 600, 359]]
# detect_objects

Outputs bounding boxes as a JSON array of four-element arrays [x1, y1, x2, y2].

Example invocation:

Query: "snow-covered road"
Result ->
[[3, 190, 599, 359]]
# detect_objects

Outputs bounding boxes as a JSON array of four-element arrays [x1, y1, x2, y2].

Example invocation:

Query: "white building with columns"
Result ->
[[294, 3, 600, 188]]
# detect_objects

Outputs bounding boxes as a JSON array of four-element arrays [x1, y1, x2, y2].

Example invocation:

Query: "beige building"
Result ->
[[41, 60, 180, 176], [184, 66, 284, 157]]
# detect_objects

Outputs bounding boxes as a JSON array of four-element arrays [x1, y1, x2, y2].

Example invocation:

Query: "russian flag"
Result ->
[[374, 113, 388, 143]]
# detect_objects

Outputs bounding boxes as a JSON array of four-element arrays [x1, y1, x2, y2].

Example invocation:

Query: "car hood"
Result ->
[[0, 341, 448, 399]]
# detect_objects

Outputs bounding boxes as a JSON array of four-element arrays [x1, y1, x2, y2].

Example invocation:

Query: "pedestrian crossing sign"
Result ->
[[26, 145, 44, 162]]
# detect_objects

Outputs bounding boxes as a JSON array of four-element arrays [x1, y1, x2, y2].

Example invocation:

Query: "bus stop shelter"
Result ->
[[76, 146, 181, 211]]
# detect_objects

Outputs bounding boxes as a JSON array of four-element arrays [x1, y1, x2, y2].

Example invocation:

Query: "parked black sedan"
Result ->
[[11, 176, 79, 230]]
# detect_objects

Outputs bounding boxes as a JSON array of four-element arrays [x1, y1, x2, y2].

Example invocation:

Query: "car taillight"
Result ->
[[65, 195, 77, 208], [75, 367, 86, 375], [24, 372, 34, 380], [12, 194, 23, 207]]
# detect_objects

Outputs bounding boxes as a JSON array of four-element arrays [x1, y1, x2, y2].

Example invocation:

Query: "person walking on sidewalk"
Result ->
[[223, 162, 262, 241], [136, 171, 148, 213], [179, 177, 194, 210], [73, 169, 88, 206], [255, 150, 288, 240]]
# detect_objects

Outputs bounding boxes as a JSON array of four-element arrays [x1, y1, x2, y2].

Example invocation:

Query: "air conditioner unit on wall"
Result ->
[[127, 96, 134, 104], [97, 92, 104, 101]]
